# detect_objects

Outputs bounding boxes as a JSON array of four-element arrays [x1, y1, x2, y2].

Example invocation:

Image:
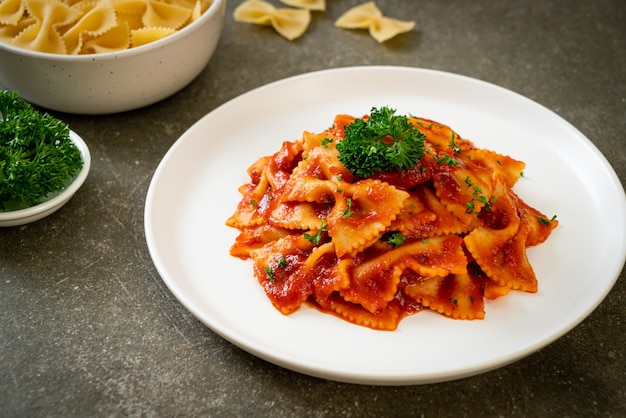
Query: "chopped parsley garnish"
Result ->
[[304, 219, 327, 245], [336, 106, 426, 177], [463, 178, 493, 215], [0, 91, 83, 211], [340, 197, 354, 218], [538, 215, 557, 226], [465, 199, 478, 215], [448, 131, 461, 153], [433, 154, 460, 166], [265, 257, 288, 283], [263, 266, 275, 282], [277, 256, 288, 269], [382, 231, 406, 248]]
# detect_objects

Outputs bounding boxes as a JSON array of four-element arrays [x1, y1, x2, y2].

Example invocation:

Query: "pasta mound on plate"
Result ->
[[226, 109, 558, 331]]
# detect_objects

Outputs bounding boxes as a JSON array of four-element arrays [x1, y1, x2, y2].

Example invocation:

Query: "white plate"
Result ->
[[144, 66, 626, 385], [0, 130, 91, 227]]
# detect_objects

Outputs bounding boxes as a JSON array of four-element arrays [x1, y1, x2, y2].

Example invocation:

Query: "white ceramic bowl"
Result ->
[[0, 130, 91, 227], [0, 0, 226, 114]]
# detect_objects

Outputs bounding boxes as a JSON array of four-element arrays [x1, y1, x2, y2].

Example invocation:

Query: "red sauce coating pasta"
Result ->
[[226, 112, 558, 330]]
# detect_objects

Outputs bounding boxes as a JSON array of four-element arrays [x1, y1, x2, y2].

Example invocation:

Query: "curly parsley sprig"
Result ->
[[0, 91, 83, 211], [336, 106, 426, 177]]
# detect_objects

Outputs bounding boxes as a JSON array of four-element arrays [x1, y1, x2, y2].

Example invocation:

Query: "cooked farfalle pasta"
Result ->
[[226, 110, 558, 330], [0, 0, 212, 54], [233, 0, 310, 41], [335, 1, 415, 43]]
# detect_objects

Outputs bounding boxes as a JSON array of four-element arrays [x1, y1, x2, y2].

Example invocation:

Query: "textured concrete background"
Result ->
[[1, 0, 625, 416]]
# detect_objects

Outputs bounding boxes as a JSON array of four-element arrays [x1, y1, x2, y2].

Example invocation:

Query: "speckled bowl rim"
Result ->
[[0, 130, 91, 226], [0, 0, 225, 62]]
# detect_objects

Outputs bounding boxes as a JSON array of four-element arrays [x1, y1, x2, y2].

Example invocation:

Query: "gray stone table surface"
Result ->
[[2, 0, 625, 416]]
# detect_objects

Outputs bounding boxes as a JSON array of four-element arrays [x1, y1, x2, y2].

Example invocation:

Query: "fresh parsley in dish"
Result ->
[[0, 91, 83, 211]]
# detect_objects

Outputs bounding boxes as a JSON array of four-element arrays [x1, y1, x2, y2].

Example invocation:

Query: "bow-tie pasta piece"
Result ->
[[111, 0, 193, 29], [190, 0, 202, 21], [0, 0, 25, 25], [335, 1, 415, 43], [11, 0, 83, 53], [404, 270, 486, 320], [143, 1, 193, 29], [81, 20, 131, 53], [233, 0, 311, 41], [131, 26, 175, 47], [62, 0, 118, 54], [114, 11, 143, 30], [279, 0, 325, 12], [0, 15, 35, 44]]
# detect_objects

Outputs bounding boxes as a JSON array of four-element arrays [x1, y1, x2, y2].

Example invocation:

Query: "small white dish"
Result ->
[[0, 130, 91, 227]]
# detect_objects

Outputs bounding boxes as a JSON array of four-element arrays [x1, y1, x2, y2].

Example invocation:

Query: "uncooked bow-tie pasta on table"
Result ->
[[227, 107, 558, 330], [233, 0, 415, 42]]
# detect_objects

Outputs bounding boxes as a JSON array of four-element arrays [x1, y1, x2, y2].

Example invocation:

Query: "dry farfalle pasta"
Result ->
[[0, 0, 213, 54], [131, 26, 175, 47], [233, 0, 310, 41], [335, 1, 415, 43], [279, 0, 324, 12], [0, 0, 27, 26], [62, 0, 118, 54], [233, 0, 415, 43]]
